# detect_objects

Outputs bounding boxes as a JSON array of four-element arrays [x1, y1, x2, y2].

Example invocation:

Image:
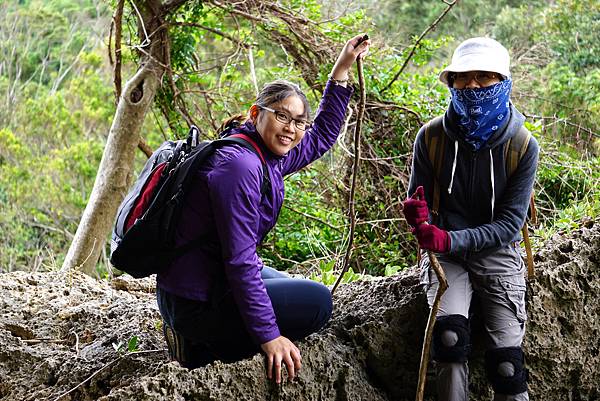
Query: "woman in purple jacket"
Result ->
[[157, 34, 370, 383]]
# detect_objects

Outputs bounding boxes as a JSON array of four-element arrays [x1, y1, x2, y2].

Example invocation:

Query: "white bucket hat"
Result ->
[[439, 37, 511, 85]]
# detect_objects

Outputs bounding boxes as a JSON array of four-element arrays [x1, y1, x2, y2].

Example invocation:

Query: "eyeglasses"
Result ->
[[451, 71, 501, 88], [259, 106, 310, 131]]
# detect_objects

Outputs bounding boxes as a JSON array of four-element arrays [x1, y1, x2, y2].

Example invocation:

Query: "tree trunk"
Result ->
[[62, 64, 160, 275], [62, 0, 174, 275]]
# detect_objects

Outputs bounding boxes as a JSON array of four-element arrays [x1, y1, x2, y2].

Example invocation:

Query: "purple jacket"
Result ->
[[157, 81, 353, 345]]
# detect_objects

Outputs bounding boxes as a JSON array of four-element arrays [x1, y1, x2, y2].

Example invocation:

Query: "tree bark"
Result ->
[[62, 64, 160, 275], [62, 0, 173, 275]]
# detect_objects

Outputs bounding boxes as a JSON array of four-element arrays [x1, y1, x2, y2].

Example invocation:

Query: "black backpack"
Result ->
[[110, 126, 270, 278]]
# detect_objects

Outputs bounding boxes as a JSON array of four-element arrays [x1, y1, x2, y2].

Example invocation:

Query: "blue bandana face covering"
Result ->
[[450, 79, 512, 150]]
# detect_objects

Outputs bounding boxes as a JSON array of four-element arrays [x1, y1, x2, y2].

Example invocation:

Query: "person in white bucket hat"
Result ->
[[402, 37, 539, 401], [439, 37, 511, 85]]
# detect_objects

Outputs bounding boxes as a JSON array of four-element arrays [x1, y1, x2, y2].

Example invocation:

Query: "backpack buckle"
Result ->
[[188, 125, 200, 148]]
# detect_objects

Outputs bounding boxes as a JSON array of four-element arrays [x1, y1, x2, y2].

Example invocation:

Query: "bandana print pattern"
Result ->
[[450, 79, 512, 150]]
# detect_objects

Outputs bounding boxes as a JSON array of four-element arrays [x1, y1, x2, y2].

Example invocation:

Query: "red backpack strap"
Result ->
[[228, 133, 266, 165], [221, 133, 271, 196]]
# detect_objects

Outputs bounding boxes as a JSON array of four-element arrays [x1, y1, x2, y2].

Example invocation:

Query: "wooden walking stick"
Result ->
[[416, 249, 448, 401], [331, 34, 368, 295]]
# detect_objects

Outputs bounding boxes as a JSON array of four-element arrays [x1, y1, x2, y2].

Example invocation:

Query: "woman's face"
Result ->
[[253, 95, 307, 156]]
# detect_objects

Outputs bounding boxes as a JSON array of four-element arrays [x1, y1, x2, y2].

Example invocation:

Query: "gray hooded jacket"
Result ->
[[408, 104, 539, 255]]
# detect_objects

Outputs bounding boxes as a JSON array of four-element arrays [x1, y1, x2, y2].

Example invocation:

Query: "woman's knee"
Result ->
[[267, 278, 333, 334], [308, 281, 333, 328], [261, 266, 289, 280]]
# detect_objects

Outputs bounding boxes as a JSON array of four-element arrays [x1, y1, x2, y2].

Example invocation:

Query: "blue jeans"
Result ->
[[157, 267, 333, 368]]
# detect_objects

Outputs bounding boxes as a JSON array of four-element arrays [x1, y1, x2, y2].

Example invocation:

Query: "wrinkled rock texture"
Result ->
[[1, 219, 598, 401]]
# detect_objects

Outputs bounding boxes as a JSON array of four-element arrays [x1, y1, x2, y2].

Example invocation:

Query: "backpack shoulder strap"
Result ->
[[175, 134, 272, 258], [218, 134, 271, 195], [226, 134, 266, 164], [504, 125, 536, 279], [424, 116, 445, 220], [504, 126, 536, 224], [504, 126, 531, 178]]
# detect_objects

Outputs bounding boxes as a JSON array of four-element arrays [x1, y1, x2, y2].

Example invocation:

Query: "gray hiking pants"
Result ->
[[420, 244, 529, 401]]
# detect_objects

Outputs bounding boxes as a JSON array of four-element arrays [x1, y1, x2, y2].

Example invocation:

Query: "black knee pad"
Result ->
[[432, 314, 471, 363], [485, 347, 528, 395]]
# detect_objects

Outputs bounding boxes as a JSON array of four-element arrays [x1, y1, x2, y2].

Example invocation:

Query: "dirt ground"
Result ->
[[1, 218, 598, 400]]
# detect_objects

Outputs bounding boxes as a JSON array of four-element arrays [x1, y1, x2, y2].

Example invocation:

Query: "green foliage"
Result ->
[[494, 0, 600, 143], [308, 259, 364, 286], [1, 0, 599, 280], [536, 145, 599, 211], [0, 34, 113, 270], [0, 0, 109, 94], [517, 118, 600, 245], [112, 335, 140, 355], [309, 260, 337, 286], [540, 0, 600, 72], [534, 123, 600, 237], [359, 0, 546, 47], [307, 255, 407, 288], [356, 237, 414, 276], [260, 169, 345, 270]]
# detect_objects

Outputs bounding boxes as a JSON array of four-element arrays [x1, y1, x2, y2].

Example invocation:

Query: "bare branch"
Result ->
[[128, 0, 151, 48], [248, 46, 259, 96], [138, 138, 153, 158], [209, 0, 269, 23], [171, 21, 250, 48], [51, 41, 89, 94], [366, 101, 423, 126], [114, 0, 125, 102], [513, 90, 589, 113], [283, 204, 343, 232], [416, 252, 448, 401], [332, 56, 367, 295], [381, 0, 458, 93], [162, 0, 189, 13], [525, 114, 599, 138], [108, 18, 114, 65]]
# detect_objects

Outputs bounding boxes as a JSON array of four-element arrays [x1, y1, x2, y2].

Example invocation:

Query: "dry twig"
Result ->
[[416, 251, 448, 401], [51, 349, 165, 401]]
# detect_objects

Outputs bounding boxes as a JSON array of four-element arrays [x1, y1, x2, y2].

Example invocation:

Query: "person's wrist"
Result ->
[[328, 71, 350, 87], [444, 230, 451, 253], [329, 63, 351, 79]]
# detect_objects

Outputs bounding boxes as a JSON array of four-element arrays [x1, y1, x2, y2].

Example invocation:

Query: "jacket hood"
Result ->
[[443, 103, 526, 151]]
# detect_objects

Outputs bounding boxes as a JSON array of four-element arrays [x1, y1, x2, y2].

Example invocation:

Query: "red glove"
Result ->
[[402, 186, 429, 228], [415, 223, 450, 253]]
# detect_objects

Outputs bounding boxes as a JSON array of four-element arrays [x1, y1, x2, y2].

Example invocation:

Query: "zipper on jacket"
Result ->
[[273, 161, 284, 229], [465, 151, 477, 262], [259, 161, 282, 244]]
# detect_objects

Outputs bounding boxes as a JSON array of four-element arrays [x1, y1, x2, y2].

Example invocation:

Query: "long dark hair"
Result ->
[[218, 79, 311, 134]]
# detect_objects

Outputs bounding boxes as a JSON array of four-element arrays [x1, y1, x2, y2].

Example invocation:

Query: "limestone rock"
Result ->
[[0, 219, 598, 400]]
